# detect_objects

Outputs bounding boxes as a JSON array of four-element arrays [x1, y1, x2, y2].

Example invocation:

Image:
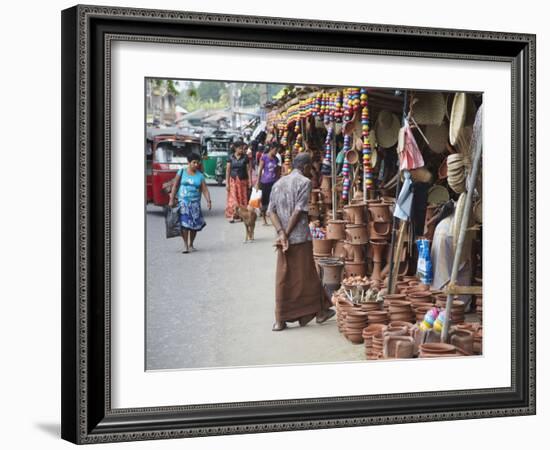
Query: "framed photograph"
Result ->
[[61, 4, 536, 444]]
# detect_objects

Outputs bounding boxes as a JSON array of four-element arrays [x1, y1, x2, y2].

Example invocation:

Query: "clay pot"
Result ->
[[368, 202, 392, 223], [346, 224, 369, 245], [344, 261, 367, 278], [419, 343, 457, 358], [360, 302, 383, 312], [370, 239, 388, 263], [383, 335, 415, 359], [450, 329, 474, 355], [383, 325, 409, 337], [367, 311, 389, 325], [327, 220, 347, 240], [346, 244, 365, 263], [369, 221, 392, 240], [343, 203, 367, 225], [333, 240, 347, 260], [312, 239, 334, 255], [317, 257, 344, 289], [407, 291, 433, 306]]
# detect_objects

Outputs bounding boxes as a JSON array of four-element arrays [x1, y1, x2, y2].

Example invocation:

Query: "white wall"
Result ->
[[0, 0, 545, 448]]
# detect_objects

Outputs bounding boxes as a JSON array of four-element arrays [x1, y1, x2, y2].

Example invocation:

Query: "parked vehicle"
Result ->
[[146, 127, 202, 206], [201, 129, 237, 185]]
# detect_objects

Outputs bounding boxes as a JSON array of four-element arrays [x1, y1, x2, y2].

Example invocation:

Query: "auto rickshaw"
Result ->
[[201, 130, 237, 185], [146, 127, 202, 207]]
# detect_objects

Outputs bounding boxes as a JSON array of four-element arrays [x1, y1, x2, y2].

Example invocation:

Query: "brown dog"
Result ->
[[235, 205, 257, 243]]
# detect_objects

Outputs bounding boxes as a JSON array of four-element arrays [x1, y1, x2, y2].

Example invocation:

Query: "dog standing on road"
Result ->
[[235, 205, 257, 243]]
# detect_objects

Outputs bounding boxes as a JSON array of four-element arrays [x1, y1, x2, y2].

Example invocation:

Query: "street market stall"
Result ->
[[264, 86, 483, 360]]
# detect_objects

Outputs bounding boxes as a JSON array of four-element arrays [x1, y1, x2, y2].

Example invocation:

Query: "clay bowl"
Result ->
[[419, 343, 457, 358], [388, 321, 414, 331]]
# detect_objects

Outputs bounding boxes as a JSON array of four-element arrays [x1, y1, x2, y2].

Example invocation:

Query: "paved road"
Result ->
[[146, 183, 364, 370]]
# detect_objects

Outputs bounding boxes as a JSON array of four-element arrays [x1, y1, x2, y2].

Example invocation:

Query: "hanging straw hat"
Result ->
[[427, 185, 450, 205], [425, 122, 449, 153], [449, 93, 477, 145], [375, 111, 400, 148], [410, 92, 446, 126], [410, 166, 433, 183]]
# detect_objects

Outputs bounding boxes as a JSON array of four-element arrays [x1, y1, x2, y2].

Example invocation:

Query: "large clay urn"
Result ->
[[327, 219, 347, 240]]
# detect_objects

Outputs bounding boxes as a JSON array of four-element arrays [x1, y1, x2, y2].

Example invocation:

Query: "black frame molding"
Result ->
[[61, 4, 536, 444]]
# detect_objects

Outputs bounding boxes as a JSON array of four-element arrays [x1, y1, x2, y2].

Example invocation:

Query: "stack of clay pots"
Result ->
[[371, 332, 385, 359], [335, 297, 354, 335], [435, 295, 465, 324], [383, 335, 415, 359], [366, 199, 393, 281], [388, 300, 415, 323], [363, 324, 387, 359], [343, 309, 369, 344], [418, 343, 458, 358], [382, 293, 406, 313], [366, 310, 389, 326], [320, 175, 333, 206], [308, 188, 324, 218], [343, 202, 368, 278]]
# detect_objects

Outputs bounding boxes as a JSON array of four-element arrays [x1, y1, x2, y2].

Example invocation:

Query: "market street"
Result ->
[[146, 183, 364, 371]]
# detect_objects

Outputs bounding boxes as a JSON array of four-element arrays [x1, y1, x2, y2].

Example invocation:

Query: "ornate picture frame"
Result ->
[[61, 5, 535, 444]]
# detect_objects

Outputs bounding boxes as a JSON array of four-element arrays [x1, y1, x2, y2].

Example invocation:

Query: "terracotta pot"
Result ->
[[368, 202, 392, 223], [312, 238, 334, 255], [360, 302, 383, 312], [369, 221, 392, 239], [327, 220, 347, 240], [419, 343, 457, 358], [407, 291, 433, 306], [383, 335, 415, 359], [383, 325, 408, 337], [370, 239, 388, 263], [317, 257, 344, 288], [367, 311, 389, 324], [333, 240, 347, 260], [344, 261, 367, 278], [343, 203, 367, 225], [346, 224, 369, 244], [450, 329, 474, 355], [346, 244, 364, 263]]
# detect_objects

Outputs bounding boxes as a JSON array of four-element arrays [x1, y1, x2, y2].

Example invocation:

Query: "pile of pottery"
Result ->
[[447, 153, 466, 194], [343, 309, 369, 344], [342, 202, 368, 278], [366, 310, 389, 325], [387, 300, 415, 323], [366, 199, 393, 281], [363, 324, 387, 359], [435, 295, 466, 324]]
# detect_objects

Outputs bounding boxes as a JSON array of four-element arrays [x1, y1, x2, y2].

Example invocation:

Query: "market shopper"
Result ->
[[225, 140, 252, 223], [168, 153, 212, 253], [268, 152, 335, 331], [255, 142, 281, 225]]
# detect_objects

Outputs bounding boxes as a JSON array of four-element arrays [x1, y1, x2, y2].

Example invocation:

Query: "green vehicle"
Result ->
[[201, 130, 236, 185]]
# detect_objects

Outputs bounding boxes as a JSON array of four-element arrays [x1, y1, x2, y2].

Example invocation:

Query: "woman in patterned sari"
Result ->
[[224, 141, 251, 223]]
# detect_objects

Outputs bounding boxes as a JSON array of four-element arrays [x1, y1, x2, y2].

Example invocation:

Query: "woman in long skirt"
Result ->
[[225, 140, 251, 223], [169, 153, 212, 253]]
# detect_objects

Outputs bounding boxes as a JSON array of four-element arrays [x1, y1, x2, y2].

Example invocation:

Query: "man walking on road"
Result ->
[[268, 152, 335, 331]]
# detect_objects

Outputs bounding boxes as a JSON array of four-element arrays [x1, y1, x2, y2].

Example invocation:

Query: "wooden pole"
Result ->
[[441, 107, 483, 342], [390, 220, 407, 293]]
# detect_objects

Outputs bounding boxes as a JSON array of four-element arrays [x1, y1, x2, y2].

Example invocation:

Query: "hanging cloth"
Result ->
[[394, 170, 413, 220], [397, 122, 424, 171]]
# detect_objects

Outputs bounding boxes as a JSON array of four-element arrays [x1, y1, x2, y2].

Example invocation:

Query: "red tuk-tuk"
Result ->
[[146, 127, 202, 206]]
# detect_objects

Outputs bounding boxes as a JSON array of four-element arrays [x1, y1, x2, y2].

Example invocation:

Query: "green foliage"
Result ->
[[197, 81, 226, 102]]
